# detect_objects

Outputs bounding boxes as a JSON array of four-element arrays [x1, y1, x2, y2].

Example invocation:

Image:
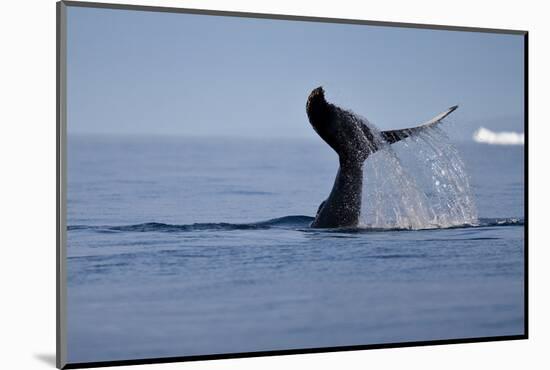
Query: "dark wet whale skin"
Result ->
[[306, 87, 379, 228]]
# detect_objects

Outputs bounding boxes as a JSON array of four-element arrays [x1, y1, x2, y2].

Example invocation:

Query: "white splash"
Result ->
[[473, 127, 524, 145], [359, 121, 478, 230]]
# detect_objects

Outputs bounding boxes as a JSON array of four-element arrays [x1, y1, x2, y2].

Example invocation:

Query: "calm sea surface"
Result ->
[[66, 135, 524, 363]]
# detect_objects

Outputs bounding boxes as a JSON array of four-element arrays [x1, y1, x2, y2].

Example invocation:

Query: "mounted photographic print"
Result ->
[[56, 1, 528, 368]]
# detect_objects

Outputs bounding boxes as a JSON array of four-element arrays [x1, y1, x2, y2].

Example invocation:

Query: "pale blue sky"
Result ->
[[67, 6, 525, 138]]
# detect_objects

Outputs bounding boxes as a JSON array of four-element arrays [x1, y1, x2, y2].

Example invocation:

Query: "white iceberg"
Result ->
[[473, 127, 524, 145]]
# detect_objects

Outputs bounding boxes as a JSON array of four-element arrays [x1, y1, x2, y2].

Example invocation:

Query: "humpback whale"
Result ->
[[306, 87, 458, 228]]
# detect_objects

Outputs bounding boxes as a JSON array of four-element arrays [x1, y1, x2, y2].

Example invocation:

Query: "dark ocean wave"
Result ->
[[351, 218, 524, 233], [68, 216, 523, 233], [67, 215, 314, 232], [458, 218, 524, 228]]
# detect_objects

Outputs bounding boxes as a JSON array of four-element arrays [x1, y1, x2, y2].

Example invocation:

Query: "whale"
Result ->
[[306, 86, 458, 228]]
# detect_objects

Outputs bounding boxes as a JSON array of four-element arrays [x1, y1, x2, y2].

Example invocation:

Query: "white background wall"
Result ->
[[0, 0, 546, 369]]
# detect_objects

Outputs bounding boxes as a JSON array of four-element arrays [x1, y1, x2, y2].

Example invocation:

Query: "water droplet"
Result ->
[[360, 118, 478, 230]]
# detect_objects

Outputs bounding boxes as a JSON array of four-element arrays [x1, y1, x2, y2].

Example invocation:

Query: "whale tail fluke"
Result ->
[[306, 87, 459, 229], [306, 86, 458, 163], [306, 87, 380, 163], [381, 105, 458, 144]]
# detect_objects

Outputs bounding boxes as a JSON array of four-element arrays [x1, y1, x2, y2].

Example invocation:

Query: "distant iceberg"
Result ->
[[473, 127, 524, 145]]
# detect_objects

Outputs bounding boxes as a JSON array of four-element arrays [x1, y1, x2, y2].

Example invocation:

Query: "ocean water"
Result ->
[[66, 134, 525, 363]]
